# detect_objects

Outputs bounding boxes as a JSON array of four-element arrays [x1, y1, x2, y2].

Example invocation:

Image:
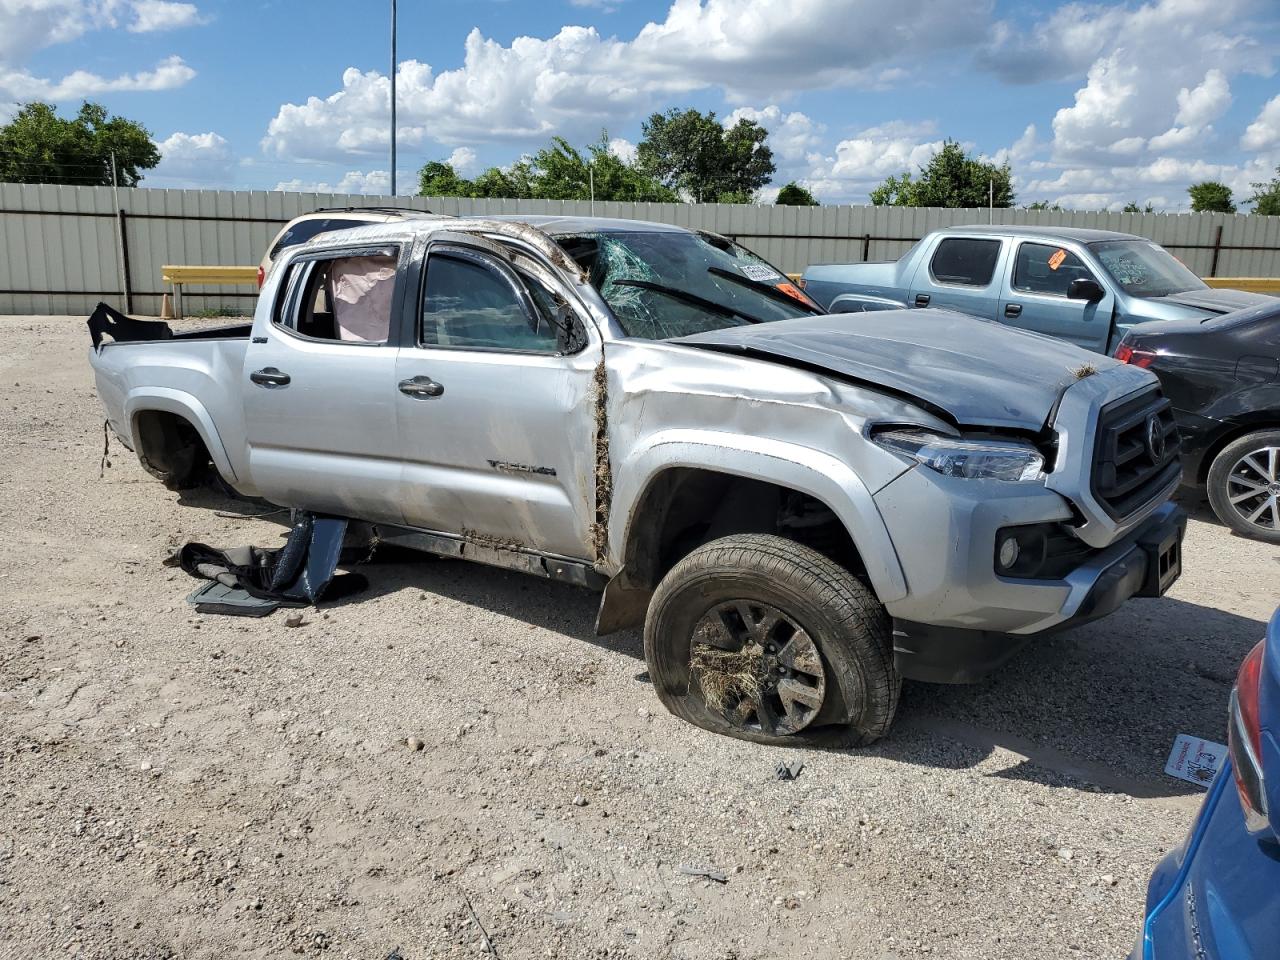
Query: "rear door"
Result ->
[[1000, 240, 1113, 352], [242, 242, 407, 524], [392, 235, 598, 560], [909, 235, 1005, 319]]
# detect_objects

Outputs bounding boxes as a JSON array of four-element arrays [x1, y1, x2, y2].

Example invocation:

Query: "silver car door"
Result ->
[[242, 243, 407, 524], [393, 237, 598, 561]]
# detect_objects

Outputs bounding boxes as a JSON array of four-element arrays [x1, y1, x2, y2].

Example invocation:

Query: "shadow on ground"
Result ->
[[170, 487, 1262, 801]]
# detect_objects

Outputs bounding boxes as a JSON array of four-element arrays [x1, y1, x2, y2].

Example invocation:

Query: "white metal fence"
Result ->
[[2, 182, 1279, 316]]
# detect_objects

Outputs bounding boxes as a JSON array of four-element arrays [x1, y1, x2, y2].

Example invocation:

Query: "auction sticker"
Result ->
[[1048, 249, 1068, 271], [1164, 733, 1226, 787], [740, 263, 783, 283]]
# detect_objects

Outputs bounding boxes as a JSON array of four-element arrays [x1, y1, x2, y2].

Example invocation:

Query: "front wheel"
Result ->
[[1206, 429, 1280, 544], [643, 534, 899, 747]]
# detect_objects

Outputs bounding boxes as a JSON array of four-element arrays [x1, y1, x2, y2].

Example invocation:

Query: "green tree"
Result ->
[[0, 101, 160, 186], [417, 160, 470, 197], [637, 108, 775, 203], [1187, 181, 1234, 213], [1122, 200, 1156, 213], [527, 136, 676, 202], [417, 134, 675, 202], [1249, 165, 1280, 216], [1023, 200, 1064, 212], [775, 182, 818, 206], [869, 141, 1014, 208]]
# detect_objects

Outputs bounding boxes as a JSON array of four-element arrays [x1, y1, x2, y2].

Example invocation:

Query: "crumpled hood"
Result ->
[[672, 310, 1128, 431], [1148, 287, 1272, 315]]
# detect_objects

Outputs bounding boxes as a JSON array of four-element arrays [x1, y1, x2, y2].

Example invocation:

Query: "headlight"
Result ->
[[873, 428, 1045, 482]]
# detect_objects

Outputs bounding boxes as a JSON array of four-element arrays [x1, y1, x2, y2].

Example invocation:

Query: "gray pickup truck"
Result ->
[[89, 215, 1186, 746], [802, 225, 1271, 354]]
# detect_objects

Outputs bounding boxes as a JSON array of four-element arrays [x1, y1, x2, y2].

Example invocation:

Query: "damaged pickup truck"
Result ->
[[88, 216, 1186, 746]]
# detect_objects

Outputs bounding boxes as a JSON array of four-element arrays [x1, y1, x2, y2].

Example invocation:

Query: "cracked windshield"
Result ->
[[557, 230, 819, 338]]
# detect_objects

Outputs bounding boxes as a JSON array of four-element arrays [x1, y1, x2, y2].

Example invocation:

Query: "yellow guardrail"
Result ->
[[1203, 277, 1280, 295], [161, 264, 258, 319]]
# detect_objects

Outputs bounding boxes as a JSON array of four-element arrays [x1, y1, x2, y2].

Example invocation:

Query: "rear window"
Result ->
[[270, 218, 367, 259], [929, 238, 1001, 286]]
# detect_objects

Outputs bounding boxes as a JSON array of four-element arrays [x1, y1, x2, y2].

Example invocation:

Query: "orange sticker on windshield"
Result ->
[[1048, 249, 1067, 271], [775, 282, 820, 308]]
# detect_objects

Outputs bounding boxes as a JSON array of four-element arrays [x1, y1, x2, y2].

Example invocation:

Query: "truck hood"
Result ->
[[672, 310, 1125, 431], [1145, 287, 1272, 316]]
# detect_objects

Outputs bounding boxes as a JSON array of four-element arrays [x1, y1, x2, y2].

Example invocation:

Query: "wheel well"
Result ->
[[621, 468, 867, 592], [132, 409, 211, 483], [1197, 419, 1280, 485]]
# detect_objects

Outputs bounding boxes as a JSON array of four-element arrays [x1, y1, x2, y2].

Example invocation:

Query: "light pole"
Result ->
[[390, 0, 397, 196]]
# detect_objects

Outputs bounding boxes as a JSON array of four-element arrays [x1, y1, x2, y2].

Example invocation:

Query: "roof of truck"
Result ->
[[942, 224, 1142, 243]]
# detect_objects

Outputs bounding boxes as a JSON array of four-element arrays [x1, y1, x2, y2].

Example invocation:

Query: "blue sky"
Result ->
[[2, 0, 1278, 210]]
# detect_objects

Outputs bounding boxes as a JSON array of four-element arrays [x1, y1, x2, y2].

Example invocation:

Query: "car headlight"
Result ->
[[873, 428, 1046, 482]]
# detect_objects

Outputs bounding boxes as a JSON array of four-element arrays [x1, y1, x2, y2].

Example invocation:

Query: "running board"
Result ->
[[375, 526, 607, 591]]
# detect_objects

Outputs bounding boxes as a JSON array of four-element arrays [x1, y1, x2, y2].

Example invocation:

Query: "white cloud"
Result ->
[[0, 1, 207, 61], [724, 104, 824, 164], [129, 0, 206, 32], [148, 130, 233, 186], [274, 169, 400, 196], [446, 146, 478, 175], [785, 121, 946, 202], [1043, 1, 1267, 163], [0, 0, 114, 62], [607, 137, 637, 164], [0, 54, 195, 101], [991, 124, 1039, 166], [1242, 95, 1280, 152], [261, 0, 990, 163]]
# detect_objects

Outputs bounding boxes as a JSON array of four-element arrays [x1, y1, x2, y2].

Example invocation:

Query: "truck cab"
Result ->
[[803, 225, 1272, 354]]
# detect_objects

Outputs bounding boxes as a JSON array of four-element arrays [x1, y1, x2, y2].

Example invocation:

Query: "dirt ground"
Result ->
[[2, 314, 1277, 960]]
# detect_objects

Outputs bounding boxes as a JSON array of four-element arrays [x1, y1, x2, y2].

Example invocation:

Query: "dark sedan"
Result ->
[[1115, 301, 1280, 543]]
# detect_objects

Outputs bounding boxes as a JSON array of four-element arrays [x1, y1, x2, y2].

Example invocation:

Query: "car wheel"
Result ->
[[643, 534, 899, 747], [1206, 429, 1280, 544]]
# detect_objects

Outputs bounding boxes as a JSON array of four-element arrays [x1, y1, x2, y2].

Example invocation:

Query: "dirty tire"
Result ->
[[1206, 428, 1280, 544], [644, 534, 899, 747]]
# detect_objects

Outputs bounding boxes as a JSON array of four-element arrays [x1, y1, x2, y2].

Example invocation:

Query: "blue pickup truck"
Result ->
[[801, 225, 1271, 354]]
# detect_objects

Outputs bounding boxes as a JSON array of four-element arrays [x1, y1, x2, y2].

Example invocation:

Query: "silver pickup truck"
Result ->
[[89, 215, 1186, 746], [802, 225, 1271, 354]]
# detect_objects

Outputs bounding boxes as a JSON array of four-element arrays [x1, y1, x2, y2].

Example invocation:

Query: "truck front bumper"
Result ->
[[873, 466, 1185, 683]]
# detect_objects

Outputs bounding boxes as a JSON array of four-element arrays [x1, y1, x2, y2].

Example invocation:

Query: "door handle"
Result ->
[[398, 376, 444, 398], [914, 294, 931, 307], [1004, 303, 1023, 318], [249, 367, 291, 387]]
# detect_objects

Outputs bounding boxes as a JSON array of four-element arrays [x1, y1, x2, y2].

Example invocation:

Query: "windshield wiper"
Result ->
[[608, 279, 764, 325], [707, 266, 823, 315]]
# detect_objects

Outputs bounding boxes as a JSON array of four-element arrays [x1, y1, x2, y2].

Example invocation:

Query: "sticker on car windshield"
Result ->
[[1047, 249, 1067, 271], [740, 263, 783, 283], [1164, 733, 1226, 787]]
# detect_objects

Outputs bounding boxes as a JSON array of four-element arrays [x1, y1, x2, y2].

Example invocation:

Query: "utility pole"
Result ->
[[589, 162, 595, 217], [390, 0, 397, 196]]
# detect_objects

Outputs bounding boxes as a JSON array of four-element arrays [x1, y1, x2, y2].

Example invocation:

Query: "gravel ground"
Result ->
[[1, 314, 1277, 960]]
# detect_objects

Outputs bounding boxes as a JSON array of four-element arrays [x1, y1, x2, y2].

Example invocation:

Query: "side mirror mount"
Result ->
[[1068, 277, 1105, 303]]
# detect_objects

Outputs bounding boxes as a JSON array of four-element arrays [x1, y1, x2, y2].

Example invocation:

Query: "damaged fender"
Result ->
[[609, 430, 910, 602], [124, 387, 239, 483]]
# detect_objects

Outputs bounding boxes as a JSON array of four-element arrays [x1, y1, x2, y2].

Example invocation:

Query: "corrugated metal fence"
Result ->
[[3, 182, 1280, 316]]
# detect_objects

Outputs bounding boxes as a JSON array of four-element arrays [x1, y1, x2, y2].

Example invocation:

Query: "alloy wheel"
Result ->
[[1226, 446, 1280, 533], [688, 600, 826, 736]]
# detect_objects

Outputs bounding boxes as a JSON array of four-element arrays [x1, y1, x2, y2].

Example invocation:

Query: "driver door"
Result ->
[[393, 237, 598, 560], [999, 241, 1113, 352]]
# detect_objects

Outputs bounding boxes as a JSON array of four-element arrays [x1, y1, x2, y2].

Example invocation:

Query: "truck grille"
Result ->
[[1091, 389, 1181, 519]]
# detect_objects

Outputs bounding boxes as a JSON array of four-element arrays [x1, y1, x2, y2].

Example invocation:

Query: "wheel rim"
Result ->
[[688, 600, 826, 736], [1225, 446, 1280, 532]]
